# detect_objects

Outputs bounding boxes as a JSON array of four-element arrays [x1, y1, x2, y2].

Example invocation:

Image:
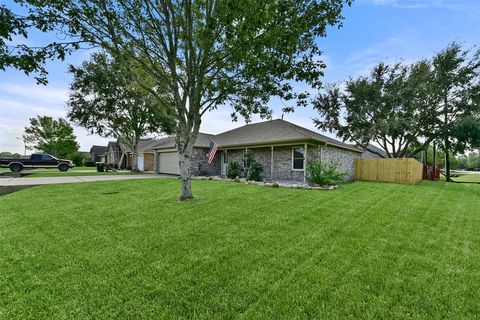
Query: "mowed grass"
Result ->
[[452, 172, 480, 183], [1, 180, 479, 319], [22, 171, 134, 178], [0, 166, 96, 173]]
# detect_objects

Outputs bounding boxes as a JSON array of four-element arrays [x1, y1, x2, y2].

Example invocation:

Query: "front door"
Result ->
[[221, 151, 227, 175]]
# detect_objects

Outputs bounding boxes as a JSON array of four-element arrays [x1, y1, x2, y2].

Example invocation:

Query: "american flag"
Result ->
[[207, 140, 220, 164]]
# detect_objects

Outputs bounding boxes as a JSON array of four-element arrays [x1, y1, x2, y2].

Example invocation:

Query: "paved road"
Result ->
[[0, 174, 176, 187]]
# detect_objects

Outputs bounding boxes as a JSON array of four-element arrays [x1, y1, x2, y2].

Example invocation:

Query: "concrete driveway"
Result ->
[[0, 174, 176, 187]]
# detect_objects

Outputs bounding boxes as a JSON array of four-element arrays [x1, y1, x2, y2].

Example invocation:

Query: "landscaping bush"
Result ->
[[226, 161, 242, 179], [243, 151, 263, 181], [84, 160, 95, 167], [247, 161, 263, 181], [226, 153, 263, 181], [69, 152, 87, 167], [307, 160, 346, 185]]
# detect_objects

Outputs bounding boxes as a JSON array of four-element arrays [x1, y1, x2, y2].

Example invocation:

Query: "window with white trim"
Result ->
[[292, 147, 305, 170]]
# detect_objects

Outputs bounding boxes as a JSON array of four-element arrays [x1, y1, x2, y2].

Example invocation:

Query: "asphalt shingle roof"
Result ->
[[120, 139, 164, 153], [107, 141, 122, 152], [90, 145, 107, 155], [152, 133, 214, 150], [213, 119, 361, 152], [150, 120, 360, 153]]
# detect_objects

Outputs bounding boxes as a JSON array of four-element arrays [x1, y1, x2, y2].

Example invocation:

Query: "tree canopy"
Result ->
[[23, 116, 79, 158], [313, 43, 480, 180], [1, 0, 353, 199], [67, 52, 175, 171], [313, 62, 432, 158]]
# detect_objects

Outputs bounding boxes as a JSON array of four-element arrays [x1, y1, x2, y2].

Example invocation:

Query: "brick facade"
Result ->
[[174, 143, 363, 182], [190, 148, 221, 176], [320, 145, 358, 181]]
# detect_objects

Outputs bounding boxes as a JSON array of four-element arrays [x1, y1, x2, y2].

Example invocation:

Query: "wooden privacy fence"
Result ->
[[354, 158, 423, 184]]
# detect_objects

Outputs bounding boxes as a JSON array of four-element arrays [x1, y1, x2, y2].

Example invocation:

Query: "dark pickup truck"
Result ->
[[0, 153, 74, 172]]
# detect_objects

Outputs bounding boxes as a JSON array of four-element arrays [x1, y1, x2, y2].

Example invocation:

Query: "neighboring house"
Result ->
[[119, 139, 160, 171], [89, 145, 107, 163], [360, 143, 388, 158], [153, 119, 368, 182], [106, 141, 123, 167]]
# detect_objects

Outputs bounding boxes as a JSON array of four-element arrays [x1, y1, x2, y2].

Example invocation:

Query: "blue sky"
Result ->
[[1, 0, 479, 153]]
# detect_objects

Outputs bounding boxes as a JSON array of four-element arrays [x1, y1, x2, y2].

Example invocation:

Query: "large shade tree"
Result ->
[[313, 43, 480, 181], [427, 43, 480, 181], [67, 52, 175, 172], [23, 116, 79, 158], [313, 61, 434, 158], [1, 0, 353, 199]]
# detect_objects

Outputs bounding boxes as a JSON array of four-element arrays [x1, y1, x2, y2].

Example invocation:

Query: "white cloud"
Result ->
[[0, 82, 111, 153], [371, 0, 477, 12], [0, 83, 68, 105]]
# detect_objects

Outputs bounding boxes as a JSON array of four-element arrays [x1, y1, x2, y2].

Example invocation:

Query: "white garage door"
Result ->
[[158, 152, 180, 175]]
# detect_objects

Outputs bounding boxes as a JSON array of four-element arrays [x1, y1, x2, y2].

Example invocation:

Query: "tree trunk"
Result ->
[[178, 148, 193, 201], [444, 96, 451, 182], [432, 142, 437, 178], [131, 139, 140, 172], [445, 137, 451, 182]]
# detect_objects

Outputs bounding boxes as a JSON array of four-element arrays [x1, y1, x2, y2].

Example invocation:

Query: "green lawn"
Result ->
[[21, 171, 134, 178], [1, 180, 479, 319], [70, 166, 97, 171], [0, 166, 95, 173], [452, 172, 480, 183]]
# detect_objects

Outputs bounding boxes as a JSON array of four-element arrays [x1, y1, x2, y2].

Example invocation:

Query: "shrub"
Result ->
[[307, 160, 346, 185], [248, 161, 263, 181], [69, 152, 86, 167], [226, 161, 242, 179], [84, 160, 96, 167], [243, 151, 263, 181]]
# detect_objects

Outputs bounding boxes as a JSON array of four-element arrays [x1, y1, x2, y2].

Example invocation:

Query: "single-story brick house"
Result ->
[[152, 133, 218, 176], [153, 119, 374, 182]]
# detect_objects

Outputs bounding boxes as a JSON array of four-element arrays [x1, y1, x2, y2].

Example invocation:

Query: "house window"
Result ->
[[292, 147, 305, 170]]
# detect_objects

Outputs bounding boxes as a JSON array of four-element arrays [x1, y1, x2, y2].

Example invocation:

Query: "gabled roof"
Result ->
[[152, 133, 214, 150], [106, 141, 122, 152], [121, 139, 163, 153], [362, 143, 388, 157], [90, 145, 107, 155], [214, 119, 361, 152]]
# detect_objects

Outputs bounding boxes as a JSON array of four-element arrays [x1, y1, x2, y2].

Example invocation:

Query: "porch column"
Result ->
[[225, 149, 228, 175], [270, 146, 274, 181], [245, 147, 248, 168], [153, 151, 158, 174], [304, 143, 308, 183]]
